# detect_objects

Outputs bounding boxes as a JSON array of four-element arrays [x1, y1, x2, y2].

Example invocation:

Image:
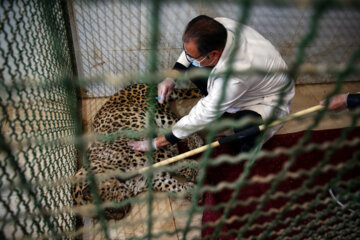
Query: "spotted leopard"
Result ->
[[72, 83, 203, 219]]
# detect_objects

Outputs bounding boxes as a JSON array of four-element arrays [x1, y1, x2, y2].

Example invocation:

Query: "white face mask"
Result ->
[[193, 55, 216, 68], [191, 59, 202, 67], [187, 54, 208, 67]]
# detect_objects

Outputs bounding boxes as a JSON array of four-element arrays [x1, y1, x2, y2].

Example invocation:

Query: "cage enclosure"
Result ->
[[1, 0, 360, 239]]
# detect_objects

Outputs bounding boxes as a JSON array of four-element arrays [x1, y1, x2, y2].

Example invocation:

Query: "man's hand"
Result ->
[[320, 93, 349, 111], [127, 136, 171, 152], [157, 78, 175, 104], [127, 139, 157, 152]]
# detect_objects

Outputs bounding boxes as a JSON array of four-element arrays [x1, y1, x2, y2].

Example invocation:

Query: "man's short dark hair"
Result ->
[[183, 15, 227, 56]]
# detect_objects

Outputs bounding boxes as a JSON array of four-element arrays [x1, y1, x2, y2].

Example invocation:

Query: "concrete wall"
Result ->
[[69, 1, 360, 96]]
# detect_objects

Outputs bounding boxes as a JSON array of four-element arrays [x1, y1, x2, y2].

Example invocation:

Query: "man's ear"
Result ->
[[212, 50, 223, 60], [208, 50, 220, 58]]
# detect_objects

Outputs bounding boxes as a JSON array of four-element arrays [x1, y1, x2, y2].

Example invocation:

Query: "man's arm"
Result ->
[[320, 93, 360, 111], [347, 94, 360, 110], [171, 77, 249, 140], [157, 51, 191, 104]]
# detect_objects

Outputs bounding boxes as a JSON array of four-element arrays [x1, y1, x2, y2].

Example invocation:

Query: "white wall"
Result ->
[[69, 0, 360, 97]]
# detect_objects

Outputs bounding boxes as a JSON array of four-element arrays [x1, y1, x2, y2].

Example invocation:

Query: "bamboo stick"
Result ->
[[134, 104, 327, 175]]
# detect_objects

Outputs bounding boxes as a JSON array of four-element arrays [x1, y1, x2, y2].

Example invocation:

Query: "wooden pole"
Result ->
[[135, 104, 325, 175], [259, 104, 324, 131]]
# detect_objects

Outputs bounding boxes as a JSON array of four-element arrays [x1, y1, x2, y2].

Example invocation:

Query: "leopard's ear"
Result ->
[[81, 185, 92, 202]]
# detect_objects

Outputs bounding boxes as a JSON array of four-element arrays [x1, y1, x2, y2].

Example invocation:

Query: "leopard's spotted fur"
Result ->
[[72, 84, 203, 220]]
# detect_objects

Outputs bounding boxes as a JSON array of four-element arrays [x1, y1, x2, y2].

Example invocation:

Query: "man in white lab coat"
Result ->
[[128, 15, 295, 152]]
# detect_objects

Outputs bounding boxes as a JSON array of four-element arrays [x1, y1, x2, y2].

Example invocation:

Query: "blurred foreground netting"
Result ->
[[1, 0, 359, 239]]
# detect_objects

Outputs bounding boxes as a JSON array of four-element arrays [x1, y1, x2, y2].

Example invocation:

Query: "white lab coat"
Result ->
[[172, 17, 295, 140]]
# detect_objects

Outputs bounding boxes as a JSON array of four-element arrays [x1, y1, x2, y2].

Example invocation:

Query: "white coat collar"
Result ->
[[212, 29, 236, 74]]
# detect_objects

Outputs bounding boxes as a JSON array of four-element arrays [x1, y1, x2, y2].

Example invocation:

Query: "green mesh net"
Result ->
[[1, 0, 359, 239]]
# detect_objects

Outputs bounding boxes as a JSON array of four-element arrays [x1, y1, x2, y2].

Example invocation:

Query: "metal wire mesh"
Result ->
[[0, 0, 77, 239], [1, 0, 360, 240]]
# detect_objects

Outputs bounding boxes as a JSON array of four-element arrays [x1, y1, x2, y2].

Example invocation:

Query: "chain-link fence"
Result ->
[[0, 0, 78, 238], [1, 0, 360, 239]]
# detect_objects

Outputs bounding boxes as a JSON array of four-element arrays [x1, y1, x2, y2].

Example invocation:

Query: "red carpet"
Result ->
[[201, 127, 360, 240]]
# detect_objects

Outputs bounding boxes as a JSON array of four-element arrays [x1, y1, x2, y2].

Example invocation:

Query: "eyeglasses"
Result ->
[[183, 44, 208, 64]]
